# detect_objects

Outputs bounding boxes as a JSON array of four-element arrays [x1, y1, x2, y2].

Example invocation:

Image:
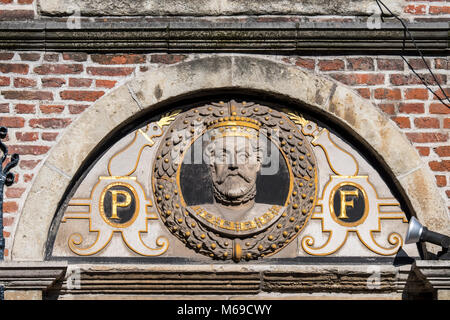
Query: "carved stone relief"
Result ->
[[49, 99, 419, 261]]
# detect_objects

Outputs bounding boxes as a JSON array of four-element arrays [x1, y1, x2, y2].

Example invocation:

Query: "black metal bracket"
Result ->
[[0, 126, 19, 260], [0, 126, 19, 300]]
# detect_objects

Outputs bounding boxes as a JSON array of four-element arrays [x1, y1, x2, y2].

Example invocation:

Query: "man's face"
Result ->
[[209, 136, 261, 200]]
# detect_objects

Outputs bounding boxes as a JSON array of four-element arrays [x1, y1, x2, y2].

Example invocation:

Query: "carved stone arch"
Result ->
[[11, 55, 449, 261]]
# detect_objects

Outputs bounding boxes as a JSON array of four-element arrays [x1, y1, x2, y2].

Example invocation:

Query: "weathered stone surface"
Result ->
[[231, 55, 335, 110], [414, 260, 450, 300], [128, 56, 233, 109], [398, 167, 450, 249], [38, 0, 403, 16], [12, 165, 71, 261], [5, 290, 42, 300], [45, 85, 140, 178], [327, 85, 423, 177], [50, 264, 404, 298], [0, 262, 67, 300]]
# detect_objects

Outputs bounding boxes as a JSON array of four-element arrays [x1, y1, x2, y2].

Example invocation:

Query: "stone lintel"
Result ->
[[38, 0, 403, 17], [48, 264, 408, 298], [413, 260, 450, 295], [0, 262, 67, 292]]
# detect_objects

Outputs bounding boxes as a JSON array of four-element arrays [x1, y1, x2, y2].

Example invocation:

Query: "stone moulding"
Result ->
[[10, 55, 449, 262], [48, 264, 404, 298], [0, 262, 67, 292], [413, 261, 450, 297], [0, 21, 447, 55], [38, 0, 403, 17], [0, 263, 446, 299]]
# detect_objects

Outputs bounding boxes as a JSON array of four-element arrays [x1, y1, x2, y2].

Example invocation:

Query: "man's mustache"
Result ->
[[217, 170, 252, 184]]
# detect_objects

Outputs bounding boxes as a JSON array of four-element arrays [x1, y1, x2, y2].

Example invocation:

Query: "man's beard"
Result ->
[[212, 171, 257, 206]]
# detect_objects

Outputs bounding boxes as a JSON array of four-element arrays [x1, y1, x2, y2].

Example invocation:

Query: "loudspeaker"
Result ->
[[405, 217, 424, 244], [405, 216, 450, 249]]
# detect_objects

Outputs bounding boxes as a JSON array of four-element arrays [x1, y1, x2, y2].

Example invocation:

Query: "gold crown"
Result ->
[[206, 116, 262, 131]]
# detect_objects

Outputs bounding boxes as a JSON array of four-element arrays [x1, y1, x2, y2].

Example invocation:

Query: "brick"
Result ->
[[0, 63, 29, 74], [15, 131, 38, 142], [0, 0, 13, 4], [63, 52, 88, 62], [3, 202, 18, 213], [19, 53, 40, 62], [435, 175, 447, 187], [377, 58, 404, 71], [399, 103, 424, 114], [43, 53, 59, 62], [34, 64, 82, 75], [432, 88, 450, 101], [23, 173, 33, 182], [429, 6, 450, 15], [318, 59, 345, 71], [429, 160, 450, 172], [347, 57, 374, 71], [294, 58, 315, 70], [14, 103, 35, 114], [42, 78, 66, 88], [95, 79, 117, 88], [390, 74, 446, 86], [356, 88, 370, 99], [19, 159, 40, 170], [404, 4, 426, 14], [360, 74, 385, 86], [68, 105, 89, 114], [405, 88, 428, 100], [434, 146, 450, 157], [91, 54, 146, 65], [42, 132, 58, 141], [69, 78, 93, 87], [330, 74, 384, 86], [414, 117, 440, 129], [60, 90, 105, 102], [406, 132, 448, 143], [406, 58, 431, 70], [429, 103, 450, 114], [0, 52, 14, 60], [39, 105, 64, 114], [0, 103, 9, 113], [2, 216, 13, 227], [416, 147, 430, 157], [86, 67, 134, 77], [378, 103, 396, 115], [0, 117, 25, 128], [2, 90, 53, 101], [9, 145, 50, 155], [150, 54, 187, 65], [18, 0, 34, 4], [444, 118, 450, 129], [29, 118, 72, 129], [13, 77, 37, 88], [0, 10, 34, 20], [374, 88, 401, 100], [434, 58, 448, 69], [392, 116, 410, 129], [0, 76, 10, 86]]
